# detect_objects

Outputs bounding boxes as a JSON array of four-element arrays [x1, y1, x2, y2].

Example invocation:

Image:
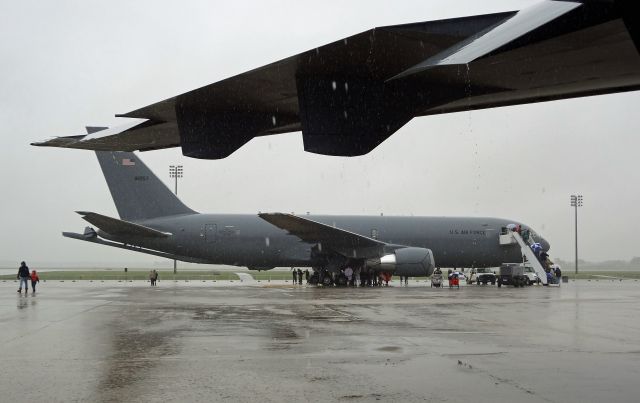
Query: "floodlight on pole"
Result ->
[[169, 165, 183, 195], [169, 165, 184, 274], [570, 194, 583, 275]]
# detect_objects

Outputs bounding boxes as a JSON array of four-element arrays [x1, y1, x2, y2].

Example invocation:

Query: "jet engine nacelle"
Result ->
[[370, 247, 435, 277]]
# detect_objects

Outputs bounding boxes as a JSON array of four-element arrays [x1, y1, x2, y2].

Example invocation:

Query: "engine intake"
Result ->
[[369, 247, 435, 277]]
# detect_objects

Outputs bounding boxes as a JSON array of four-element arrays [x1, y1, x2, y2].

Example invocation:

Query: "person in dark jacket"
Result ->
[[292, 268, 298, 284], [554, 266, 562, 286], [297, 268, 303, 285], [17, 261, 30, 294], [149, 270, 159, 286]]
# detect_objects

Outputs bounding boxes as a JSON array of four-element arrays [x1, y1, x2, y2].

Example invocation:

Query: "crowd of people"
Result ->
[[310, 266, 400, 287], [530, 239, 562, 285], [545, 265, 562, 285], [507, 223, 564, 286], [291, 268, 309, 285]]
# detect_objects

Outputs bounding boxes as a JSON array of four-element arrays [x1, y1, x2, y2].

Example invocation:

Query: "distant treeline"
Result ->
[[555, 257, 640, 271]]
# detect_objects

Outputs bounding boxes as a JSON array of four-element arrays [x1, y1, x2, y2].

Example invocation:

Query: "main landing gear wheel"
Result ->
[[308, 273, 319, 285], [335, 274, 348, 287]]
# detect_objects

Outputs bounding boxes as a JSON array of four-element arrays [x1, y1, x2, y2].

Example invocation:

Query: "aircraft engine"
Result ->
[[370, 247, 435, 277]]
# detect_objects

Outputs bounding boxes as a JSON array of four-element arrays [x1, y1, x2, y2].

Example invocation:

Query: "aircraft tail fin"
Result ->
[[95, 151, 196, 221]]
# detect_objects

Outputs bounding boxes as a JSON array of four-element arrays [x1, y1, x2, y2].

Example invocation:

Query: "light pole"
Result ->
[[169, 165, 183, 274], [570, 194, 583, 275], [169, 165, 183, 195]]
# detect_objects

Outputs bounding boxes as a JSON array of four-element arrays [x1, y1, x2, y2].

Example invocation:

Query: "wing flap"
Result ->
[[259, 213, 384, 258], [76, 211, 171, 238]]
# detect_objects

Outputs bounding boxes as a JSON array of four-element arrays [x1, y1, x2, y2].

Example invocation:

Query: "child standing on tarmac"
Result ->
[[30, 270, 40, 293]]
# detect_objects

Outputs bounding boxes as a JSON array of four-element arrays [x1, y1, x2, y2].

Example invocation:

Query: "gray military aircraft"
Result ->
[[33, 0, 639, 159], [62, 151, 550, 283]]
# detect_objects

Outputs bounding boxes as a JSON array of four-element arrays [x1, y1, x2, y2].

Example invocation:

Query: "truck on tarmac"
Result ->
[[497, 264, 530, 288], [475, 268, 497, 285]]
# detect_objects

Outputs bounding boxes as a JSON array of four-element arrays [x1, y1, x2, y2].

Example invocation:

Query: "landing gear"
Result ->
[[321, 275, 334, 286], [308, 272, 319, 285], [335, 274, 348, 287]]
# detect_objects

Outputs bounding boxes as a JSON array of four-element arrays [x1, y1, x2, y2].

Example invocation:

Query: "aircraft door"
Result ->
[[205, 224, 217, 243]]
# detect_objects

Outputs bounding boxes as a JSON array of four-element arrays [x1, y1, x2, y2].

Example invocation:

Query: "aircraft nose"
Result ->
[[540, 238, 551, 251]]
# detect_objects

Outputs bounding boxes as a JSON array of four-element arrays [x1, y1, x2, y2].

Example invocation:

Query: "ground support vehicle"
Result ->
[[431, 272, 443, 288], [523, 265, 541, 285], [497, 264, 529, 288], [449, 274, 460, 289], [475, 268, 496, 285]]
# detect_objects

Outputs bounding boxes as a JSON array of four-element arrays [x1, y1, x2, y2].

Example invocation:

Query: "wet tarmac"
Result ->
[[1, 280, 639, 402]]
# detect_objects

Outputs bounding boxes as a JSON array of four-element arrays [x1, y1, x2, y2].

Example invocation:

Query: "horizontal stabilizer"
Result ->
[[76, 211, 171, 238], [390, 1, 582, 80], [62, 231, 209, 263], [259, 213, 385, 258]]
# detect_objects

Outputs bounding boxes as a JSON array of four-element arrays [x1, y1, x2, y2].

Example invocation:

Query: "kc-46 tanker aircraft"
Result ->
[[62, 151, 551, 284], [33, 0, 640, 159]]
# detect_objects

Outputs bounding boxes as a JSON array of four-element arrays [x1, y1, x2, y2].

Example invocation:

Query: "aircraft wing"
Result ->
[[259, 213, 386, 258], [76, 211, 171, 238], [32, 1, 640, 159]]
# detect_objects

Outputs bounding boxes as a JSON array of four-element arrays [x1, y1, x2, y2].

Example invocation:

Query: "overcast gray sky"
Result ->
[[1, 0, 638, 268]]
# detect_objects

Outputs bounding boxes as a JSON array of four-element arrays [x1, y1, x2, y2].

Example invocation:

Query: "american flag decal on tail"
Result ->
[[122, 158, 135, 166]]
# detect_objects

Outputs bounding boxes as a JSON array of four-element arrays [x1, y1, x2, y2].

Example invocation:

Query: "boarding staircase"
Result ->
[[499, 231, 548, 285]]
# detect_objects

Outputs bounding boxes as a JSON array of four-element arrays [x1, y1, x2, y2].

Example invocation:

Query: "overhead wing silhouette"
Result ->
[[33, 0, 640, 159]]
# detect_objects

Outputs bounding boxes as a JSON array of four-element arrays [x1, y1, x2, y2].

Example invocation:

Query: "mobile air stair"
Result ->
[[499, 230, 548, 285]]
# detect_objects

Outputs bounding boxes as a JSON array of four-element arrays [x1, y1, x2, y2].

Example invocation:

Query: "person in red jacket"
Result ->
[[30, 270, 40, 293]]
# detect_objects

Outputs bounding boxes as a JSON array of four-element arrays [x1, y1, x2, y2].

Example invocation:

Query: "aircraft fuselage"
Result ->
[[98, 214, 547, 270]]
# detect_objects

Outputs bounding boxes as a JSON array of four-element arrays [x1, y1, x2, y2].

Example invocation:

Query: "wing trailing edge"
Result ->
[[389, 1, 582, 80], [31, 119, 180, 153]]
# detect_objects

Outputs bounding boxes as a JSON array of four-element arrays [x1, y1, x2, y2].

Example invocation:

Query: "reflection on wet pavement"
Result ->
[[1, 281, 639, 402]]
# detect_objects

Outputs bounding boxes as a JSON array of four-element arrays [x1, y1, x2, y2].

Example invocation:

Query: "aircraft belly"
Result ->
[[195, 235, 311, 267]]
